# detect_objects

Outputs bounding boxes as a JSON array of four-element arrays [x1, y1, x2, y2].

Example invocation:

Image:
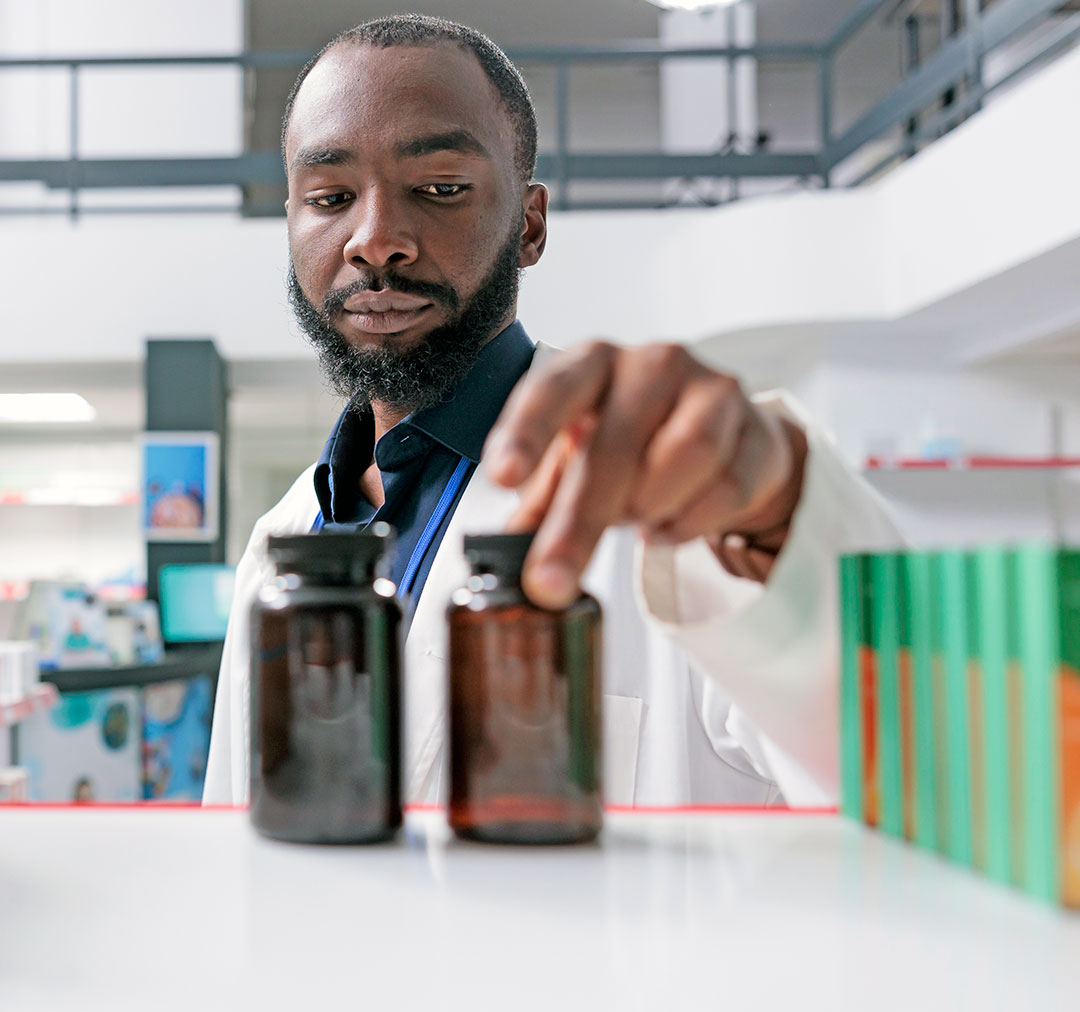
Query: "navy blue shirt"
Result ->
[[312, 321, 535, 610]]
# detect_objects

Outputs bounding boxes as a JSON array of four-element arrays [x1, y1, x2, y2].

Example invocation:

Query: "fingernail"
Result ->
[[525, 561, 577, 607], [499, 452, 528, 485], [487, 439, 527, 484]]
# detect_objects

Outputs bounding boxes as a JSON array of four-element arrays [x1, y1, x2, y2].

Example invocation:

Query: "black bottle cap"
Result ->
[[268, 523, 395, 579], [463, 531, 535, 580]]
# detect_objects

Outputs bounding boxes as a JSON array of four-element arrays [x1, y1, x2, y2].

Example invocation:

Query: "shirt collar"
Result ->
[[313, 320, 534, 522], [408, 320, 534, 462]]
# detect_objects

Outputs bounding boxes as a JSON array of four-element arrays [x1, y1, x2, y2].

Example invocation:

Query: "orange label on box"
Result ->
[[1059, 663, 1080, 907]]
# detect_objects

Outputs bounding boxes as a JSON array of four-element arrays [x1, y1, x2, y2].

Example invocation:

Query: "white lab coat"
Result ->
[[204, 375, 900, 808]]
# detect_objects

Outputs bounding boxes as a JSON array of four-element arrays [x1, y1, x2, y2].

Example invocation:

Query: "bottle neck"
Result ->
[[472, 567, 523, 586], [275, 560, 379, 587]]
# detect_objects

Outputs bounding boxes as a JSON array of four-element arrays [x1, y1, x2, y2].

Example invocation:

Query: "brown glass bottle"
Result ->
[[448, 532, 603, 844], [249, 525, 402, 844]]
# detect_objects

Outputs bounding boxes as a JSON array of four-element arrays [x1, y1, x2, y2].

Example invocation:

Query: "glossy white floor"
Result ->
[[0, 807, 1077, 1011]]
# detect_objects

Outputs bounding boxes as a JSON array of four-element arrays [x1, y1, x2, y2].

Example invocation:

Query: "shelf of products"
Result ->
[[0, 683, 59, 729]]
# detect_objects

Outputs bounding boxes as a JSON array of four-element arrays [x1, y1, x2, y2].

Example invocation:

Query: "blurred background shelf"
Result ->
[[0, 683, 59, 729], [44, 645, 223, 694]]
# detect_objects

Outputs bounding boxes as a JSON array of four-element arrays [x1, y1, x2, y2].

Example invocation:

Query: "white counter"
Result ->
[[0, 806, 1077, 1011]]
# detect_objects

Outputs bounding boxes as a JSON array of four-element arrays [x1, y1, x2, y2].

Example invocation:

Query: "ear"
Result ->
[[518, 183, 548, 268]]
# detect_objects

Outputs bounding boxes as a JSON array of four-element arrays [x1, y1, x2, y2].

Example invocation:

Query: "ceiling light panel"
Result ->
[[0, 393, 97, 424]]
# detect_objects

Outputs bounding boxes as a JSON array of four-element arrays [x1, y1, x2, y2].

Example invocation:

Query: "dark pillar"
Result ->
[[144, 339, 228, 604]]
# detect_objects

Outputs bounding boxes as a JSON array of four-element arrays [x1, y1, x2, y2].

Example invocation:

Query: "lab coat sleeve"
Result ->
[[202, 524, 265, 805], [203, 464, 318, 806], [635, 392, 903, 806]]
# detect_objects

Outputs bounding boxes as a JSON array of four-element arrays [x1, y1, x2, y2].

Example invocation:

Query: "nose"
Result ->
[[342, 189, 419, 271]]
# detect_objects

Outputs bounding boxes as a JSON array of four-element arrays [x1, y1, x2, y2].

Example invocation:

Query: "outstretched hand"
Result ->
[[484, 341, 808, 608]]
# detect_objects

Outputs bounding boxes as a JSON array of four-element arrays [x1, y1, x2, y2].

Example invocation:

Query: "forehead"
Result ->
[[287, 42, 515, 170]]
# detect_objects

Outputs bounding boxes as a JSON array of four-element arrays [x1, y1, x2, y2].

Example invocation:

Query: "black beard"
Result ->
[[287, 223, 523, 415]]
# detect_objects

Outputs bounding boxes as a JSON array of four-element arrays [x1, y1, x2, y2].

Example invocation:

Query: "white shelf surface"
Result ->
[[0, 806, 1077, 1011]]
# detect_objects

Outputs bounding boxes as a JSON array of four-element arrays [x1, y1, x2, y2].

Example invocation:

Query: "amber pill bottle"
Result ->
[[249, 525, 402, 844], [448, 532, 603, 844]]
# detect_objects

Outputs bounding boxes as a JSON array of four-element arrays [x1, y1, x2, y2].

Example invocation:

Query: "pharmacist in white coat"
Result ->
[[203, 16, 901, 809]]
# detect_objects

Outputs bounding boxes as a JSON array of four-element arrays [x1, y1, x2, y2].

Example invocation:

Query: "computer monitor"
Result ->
[[157, 564, 235, 644]]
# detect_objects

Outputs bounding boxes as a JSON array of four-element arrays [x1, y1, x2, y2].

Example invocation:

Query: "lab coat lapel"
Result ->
[[401, 339, 556, 803], [402, 456, 519, 803]]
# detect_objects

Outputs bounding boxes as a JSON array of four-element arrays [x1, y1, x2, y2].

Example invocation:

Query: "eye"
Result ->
[[416, 183, 471, 198], [305, 192, 354, 209]]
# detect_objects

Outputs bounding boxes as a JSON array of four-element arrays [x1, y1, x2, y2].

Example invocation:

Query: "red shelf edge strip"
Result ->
[[866, 455, 1080, 470]]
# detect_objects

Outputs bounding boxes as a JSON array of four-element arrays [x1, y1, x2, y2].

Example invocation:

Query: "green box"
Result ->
[[928, 552, 951, 856], [1010, 545, 1080, 906], [871, 553, 904, 838], [939, 550, 974, 867], [973, 547, 1011, 884], [902, 552, 937, 850], [839, 553, 865, 822], [966, 553, 988, 873], [1005, 549, 1027, 889], [836, 544, 1080, 908]]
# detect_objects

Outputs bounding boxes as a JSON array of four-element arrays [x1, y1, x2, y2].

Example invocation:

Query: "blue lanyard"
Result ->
[[397, 454, 471, 598], [309, 453, 472, 599]]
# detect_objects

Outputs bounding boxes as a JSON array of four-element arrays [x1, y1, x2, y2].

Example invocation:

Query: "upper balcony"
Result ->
[[1, 0, 1078, 217]]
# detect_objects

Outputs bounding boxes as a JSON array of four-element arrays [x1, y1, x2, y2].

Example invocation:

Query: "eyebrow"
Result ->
[[395, 129, 490, 160], [289, 130, 490, 172], [290, 146, 354, 171]]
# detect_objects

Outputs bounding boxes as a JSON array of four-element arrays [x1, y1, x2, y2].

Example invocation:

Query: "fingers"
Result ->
[[628, 374, 747, 527], [648, 408, 792, 543], [520, 441, 598, 606], [486, 342, 617, 488], [506, 421, 592, 533], [519, 346, 691, 608], [485, 339, 801, 607]]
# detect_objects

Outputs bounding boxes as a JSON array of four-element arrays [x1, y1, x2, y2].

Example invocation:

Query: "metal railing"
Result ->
[[0, 0, 1075, 216]]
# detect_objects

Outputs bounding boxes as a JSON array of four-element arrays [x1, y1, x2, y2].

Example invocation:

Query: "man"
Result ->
[[203, 14, 898, 808]]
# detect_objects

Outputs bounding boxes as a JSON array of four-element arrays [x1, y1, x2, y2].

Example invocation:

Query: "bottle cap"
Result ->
[[463, 531, 535, 580], [268, 522, 395, 578]]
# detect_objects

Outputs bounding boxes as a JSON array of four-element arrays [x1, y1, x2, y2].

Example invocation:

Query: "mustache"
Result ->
[[322, 271, 461, 317]]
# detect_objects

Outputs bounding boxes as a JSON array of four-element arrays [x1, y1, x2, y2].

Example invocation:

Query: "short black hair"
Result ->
[[281, 13, 538, 183]]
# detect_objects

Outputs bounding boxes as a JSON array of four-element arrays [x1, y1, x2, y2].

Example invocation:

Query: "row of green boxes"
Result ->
[[839, 546, 1080, 907]]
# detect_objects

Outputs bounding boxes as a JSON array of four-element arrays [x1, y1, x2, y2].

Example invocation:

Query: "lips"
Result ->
[[343, 292, 431, 313], [340, 291, 434, 335]]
